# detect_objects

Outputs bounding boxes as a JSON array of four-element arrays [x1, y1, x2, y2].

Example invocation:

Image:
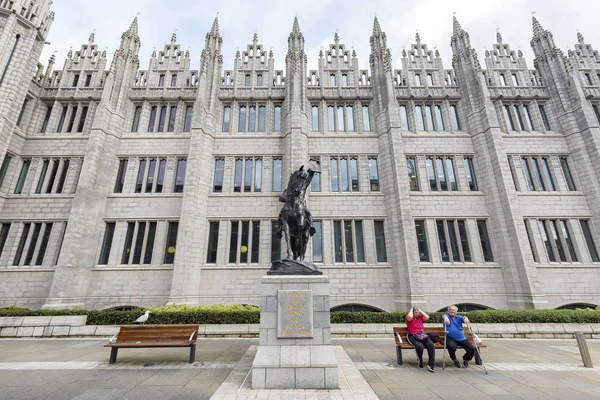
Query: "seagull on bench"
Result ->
[[134, 310, 150, 325]]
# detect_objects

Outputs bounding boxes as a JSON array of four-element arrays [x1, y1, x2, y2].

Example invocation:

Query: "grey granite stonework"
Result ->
[[0, 3, 599, 312]]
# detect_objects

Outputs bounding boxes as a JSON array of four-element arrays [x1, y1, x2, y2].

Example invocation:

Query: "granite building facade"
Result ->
[[1, 1, 599, 311]]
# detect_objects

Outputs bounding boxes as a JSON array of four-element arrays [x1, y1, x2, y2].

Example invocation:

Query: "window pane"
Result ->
[[35, 223, 53, 266], [131, 106, 141, 132], [330, 157, 339, 192], [66, 105, 77, 132], [464, 157, 478, 191], [447, 220, 460, 262], [57, 106, 67, 133], [76, 104, 87, 131], [541, 158, 555, 191], [514, 105, 524, 130], [340, 158, 349, 192], [238, 106, 246, 132], [164, 222, 179, 264], [121, 222, 135, 264], [437, 220, 449, 262], [114, 159, 127, 193], [434, 105, 444, 131], [184, 106, 193, 132], [560, 157, 576, 191], [240, 221, 249, 263], [426, 157, 436, 191], [24, 223, 42, 265], [427, 73, 433, 86], [312, 221, 322, 262], [312, 105, 319, 131], [222, 106, 231, 131], [344, 220, 354, 262], [374, 220, 387, 262], [415, 220, 429, 262], [333, 221, 343, 262], [45, 159, 60, 194], [581, 220, 600, 262], [362, 105, 370, 131], [145, 159, 156, 193], [539, 105, 551, 130], [346, 105, 354, 131], [399, 105, 409, 130], [272, 158, 282, 192], [523, 105, 534, 131], [0, 223, 11, 259], [98, 222, 115, 265], [135, 159, 146, 193], [13, 223, 30, 266], [407, 157, 419, 191], [457, 220, 471, 262], [14, 159, 30, 194], [234, 158, 242, 193], [503, 105, 515, 130], [132, 222, 146, 264], [158, 106, 167, 132], [174, 159, 187, 193], [311, 159, 321, 192], [254, 158, 262, 192], [548, 220, 566, 262], [369, 158, 379, 191], [424, 106, 434, 131], [559, 220, 577, 262], [229, 221, 239, 263], [258, 106, 265, 132], [155, 159, 166, 193], [450, 105, 460, 130], [477, 220, 494, 262], [274, 106, 281, 132], [521, 158, 535, 191], [206, 221, 219, 263], [143, 222, 157, 264], [414, 73, 421, 86], [525, 220, 539, 262], [271, 220, 281, 261], [436, 158, 447, 191], [415, 106, 425, 130], [337, 106, 345, 131], [350, 158, 359, 191], [36, 159, 49, 194], [251, 221, 260, 263], [214, 158, 224, 192], [327, 106, 335, 131], [0, 154, 12, 188], [446, 158, 457, 191], [244, 158, 253, 192], [531, 158, 546, 191], [355, 220, 365, 262], [248, 106, 256, 132], [148, 106, 157, 132]]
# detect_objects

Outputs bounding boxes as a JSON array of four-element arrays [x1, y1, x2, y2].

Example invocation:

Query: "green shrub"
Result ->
[[1, 306, 598, 325]]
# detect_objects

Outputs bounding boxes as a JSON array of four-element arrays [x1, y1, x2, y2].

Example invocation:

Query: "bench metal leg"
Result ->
[[189, 344, 196, 364], [396, 346, 403, 365], [109, 348, 118, 364], [475, 350, 482, 366]]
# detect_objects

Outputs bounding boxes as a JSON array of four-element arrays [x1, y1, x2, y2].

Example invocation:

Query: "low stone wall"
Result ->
[[1, 316, 600, 339]]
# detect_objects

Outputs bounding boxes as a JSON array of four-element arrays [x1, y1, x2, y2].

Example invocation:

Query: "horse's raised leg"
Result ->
[[281, 219, 292, 259]]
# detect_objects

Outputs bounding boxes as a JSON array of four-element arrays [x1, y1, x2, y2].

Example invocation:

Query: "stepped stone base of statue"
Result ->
[[251, 275, 338, 389]]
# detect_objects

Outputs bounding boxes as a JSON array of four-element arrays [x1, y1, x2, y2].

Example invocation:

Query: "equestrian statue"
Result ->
[[268, 161, 322, 275]]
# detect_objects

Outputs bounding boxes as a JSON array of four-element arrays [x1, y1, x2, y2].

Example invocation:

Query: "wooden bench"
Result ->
[[104, 325, 199, 364], [393, 326, 485, 366]]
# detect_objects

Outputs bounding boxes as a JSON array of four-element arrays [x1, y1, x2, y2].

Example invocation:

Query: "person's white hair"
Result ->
[[448, 305, 458, 312]]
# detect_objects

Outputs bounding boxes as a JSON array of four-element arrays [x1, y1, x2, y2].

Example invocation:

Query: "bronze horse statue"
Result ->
[[270, 162, 321, 275]]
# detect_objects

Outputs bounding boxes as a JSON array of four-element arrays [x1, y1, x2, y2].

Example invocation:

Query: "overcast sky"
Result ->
[[41, 0, 599, 73]]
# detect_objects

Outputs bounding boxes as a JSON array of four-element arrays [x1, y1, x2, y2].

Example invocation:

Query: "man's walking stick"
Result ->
[[467, 324, 488, 375]]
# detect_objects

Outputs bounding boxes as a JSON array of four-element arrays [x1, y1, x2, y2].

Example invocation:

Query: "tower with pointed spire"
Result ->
[[2, 10, 600, 313]]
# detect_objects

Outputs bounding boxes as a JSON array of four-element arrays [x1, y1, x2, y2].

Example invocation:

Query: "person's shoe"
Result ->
[[453, 359, 462, 368], [463, 360, 469, 368], [427, 365, 435, 373], [416, 355, 423, 368]]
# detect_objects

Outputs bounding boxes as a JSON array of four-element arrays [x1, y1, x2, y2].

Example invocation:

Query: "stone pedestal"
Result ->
[[252, 275, 338, 389]]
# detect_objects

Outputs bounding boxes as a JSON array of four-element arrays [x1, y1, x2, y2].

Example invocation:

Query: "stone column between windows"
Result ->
[[465, 219, 484, 263], [151, 220, 168, 266], [21, 158, 37, 195], [569, 219, 591, 264], [216, 219, 229, 266], [322, 219, 334, 265], [259, 217, 271, 266], [107, 221, 127, 266], [17, 223, 35, 267], [549, 155, 568, 191], [49, 159, 66, 194], [426, 219, 442, 264], [27, 157, 44, 195], [224, 156, 234, 194], [0, 223, 22, 266], [416, 156, 428, 193], [0, 156, 20, 193], [69, 105, 83, 133], [124, 157, 139, 194], [62, 157, 82, 195], [363, 219, 376, 264], [43, 221, 67, 268], [358, 155, 369, 192]]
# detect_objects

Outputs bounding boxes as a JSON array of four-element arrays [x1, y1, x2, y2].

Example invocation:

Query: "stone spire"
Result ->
[[209, 15, 219, 38], [89, 30, 95, 44], [453, 15, 463, 36], [171, 31, 177, 44], [577, 30, 584, 44], [415, 31, 420, 44], [253, 32, 258, 45], [496, 30, 502, 44], [334, 31, 339, 44], [373, 15, 382, 36], [532, 16, 544, 38]]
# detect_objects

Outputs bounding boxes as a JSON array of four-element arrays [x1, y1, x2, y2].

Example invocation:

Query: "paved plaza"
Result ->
[[0, 338, 599, 399]]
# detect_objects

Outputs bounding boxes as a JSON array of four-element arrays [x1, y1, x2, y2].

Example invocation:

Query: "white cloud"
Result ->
[[41, 0, 600, 75]]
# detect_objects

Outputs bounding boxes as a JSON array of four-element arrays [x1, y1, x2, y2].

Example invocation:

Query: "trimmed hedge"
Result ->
[[1, 305, 599, 325]]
